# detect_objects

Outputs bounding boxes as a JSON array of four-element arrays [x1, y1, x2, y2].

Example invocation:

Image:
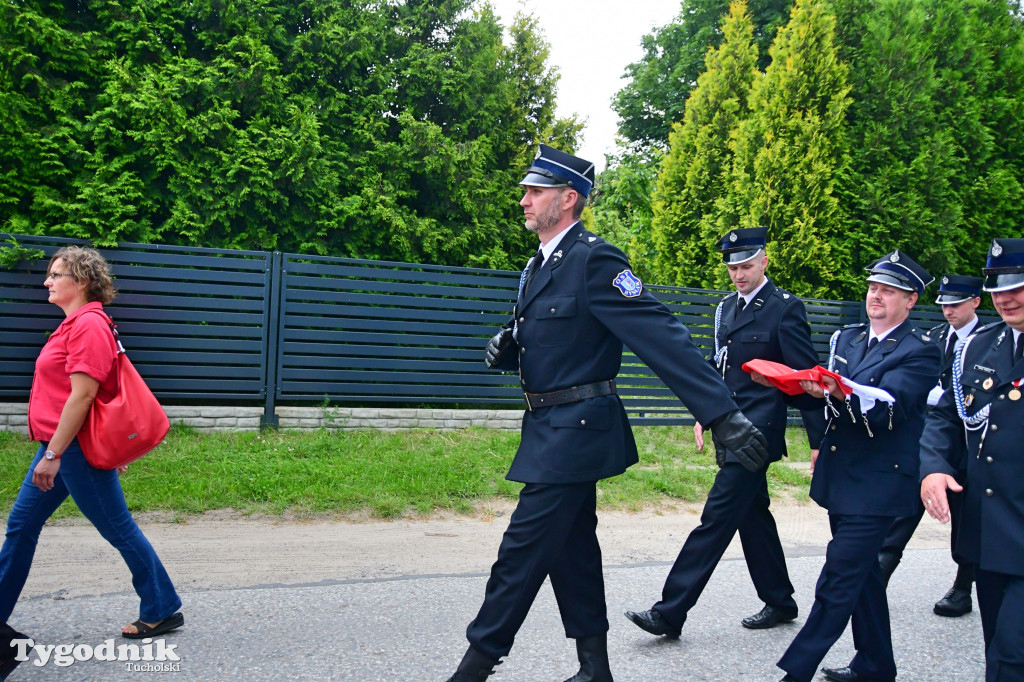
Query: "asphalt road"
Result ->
[[6, 547, 984, 681]]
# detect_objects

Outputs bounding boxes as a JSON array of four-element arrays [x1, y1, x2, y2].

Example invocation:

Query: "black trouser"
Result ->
[[778, 514, 896, 682], [466, 482, 607, 660], [653, 461, 796, 630], [976, 569, 1024, 682], [880, 488, 973, 581]]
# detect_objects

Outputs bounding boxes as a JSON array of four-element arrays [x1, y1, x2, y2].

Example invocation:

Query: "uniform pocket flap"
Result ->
[[737, 328, 772, 344], [535, 296, 577, 319], [550, 399, 614, 431]]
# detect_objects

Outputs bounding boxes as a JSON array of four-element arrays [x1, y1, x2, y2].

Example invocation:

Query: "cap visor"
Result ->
[[866, 273, 915, 292], [721, 248, 763, 265], [936, 294, 973, 305], [519, 172, 567, 188], [983, 272, 1024, 293]]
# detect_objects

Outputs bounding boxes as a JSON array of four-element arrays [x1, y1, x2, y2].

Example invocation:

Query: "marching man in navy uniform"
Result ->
[[777, 251, 940, 682], [624, 227, 824, 640], [877, 274, 983, 617], [443, 145, 769, 682], [921, 238, 1024, 682]]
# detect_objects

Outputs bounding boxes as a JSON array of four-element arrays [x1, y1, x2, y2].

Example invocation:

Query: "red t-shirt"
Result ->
[[27, 302, 118, 442]]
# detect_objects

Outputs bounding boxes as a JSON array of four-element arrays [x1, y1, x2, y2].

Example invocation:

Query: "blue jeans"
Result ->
[[0, 440, 181, 623]]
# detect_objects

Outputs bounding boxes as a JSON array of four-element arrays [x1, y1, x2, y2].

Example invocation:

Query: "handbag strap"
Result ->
[[76, 308, 125, 397]]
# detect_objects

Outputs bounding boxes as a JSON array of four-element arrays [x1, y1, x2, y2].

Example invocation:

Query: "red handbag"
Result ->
[[76, 311, 170, 469]]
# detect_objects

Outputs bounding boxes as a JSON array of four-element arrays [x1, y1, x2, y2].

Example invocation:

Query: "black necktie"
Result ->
[[867, 337, 878, 350], [944, 334, 957, 363], [523, 249, 543, 297], [735, 297, 746, 320], [1015, 336, 1023, 364]]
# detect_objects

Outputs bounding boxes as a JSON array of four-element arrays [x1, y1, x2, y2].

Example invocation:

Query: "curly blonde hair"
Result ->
[[49, 246, 117, 305]]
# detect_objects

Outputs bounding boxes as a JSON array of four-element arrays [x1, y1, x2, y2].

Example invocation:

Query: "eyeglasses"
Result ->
[[47, 273, 75, 279]]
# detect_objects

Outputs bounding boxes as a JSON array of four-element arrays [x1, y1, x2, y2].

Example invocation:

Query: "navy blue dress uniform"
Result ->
[[878, 275, 983, 614], [626, 228, 825, 638], [448, 145, 767, 682], [778, 251, 941, 682], [920, 238, 1024, 682]]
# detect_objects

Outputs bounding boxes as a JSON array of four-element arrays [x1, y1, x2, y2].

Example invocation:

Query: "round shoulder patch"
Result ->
[[613, 270, 643, 298]]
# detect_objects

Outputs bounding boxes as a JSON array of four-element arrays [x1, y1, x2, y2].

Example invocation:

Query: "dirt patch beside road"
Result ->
[[20, 498, 952, 603]]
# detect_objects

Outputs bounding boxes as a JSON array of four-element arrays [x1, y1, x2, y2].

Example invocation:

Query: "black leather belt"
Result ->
[[524, 380, 616, 412]]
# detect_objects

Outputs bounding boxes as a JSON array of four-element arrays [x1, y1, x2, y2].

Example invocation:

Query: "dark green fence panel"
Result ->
[[1, 235, 997, 427], [274, 254, 523, 406], [0, 234, 273, 406]]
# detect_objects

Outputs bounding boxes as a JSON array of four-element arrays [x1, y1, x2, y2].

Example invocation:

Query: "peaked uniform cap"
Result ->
[[717, 227, 767, 264], [983, 238, 1024, 292], [519, 144, 596, 198], [935, 274, 983, 305], [865, 250, 933, 295]]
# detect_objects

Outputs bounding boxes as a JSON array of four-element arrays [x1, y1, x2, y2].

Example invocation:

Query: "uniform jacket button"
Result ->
[[831, 424, 837, 430], [550, 308, 556, 314], [985, 488, 994, 496], [869, 378, 876, 383], [519, 317, 525, 323], [986, 456, 993, 463], [520, 347, 525, 354], [830, 446, 837, 452], [991, 424, 998, 431], [726, 364, 731, 370], [894, 464, 899, 470], [580, 419, 586, 426]]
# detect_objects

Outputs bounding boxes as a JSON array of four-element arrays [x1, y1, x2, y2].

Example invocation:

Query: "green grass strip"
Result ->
[[0, 424, 813, 520]]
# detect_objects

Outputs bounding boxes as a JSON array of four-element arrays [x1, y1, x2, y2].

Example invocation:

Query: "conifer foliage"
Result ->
[[0, 0, 581, 269]]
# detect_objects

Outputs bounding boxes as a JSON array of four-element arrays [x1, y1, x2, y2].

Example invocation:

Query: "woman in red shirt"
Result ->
[[0, 246, 183, 639]]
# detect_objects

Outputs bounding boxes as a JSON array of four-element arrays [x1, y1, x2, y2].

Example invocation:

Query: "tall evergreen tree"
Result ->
[[0, 0, 580, 270], [649, 0, 760, 289], [727, 0, 852, 297], [613, 0, 793, 151]]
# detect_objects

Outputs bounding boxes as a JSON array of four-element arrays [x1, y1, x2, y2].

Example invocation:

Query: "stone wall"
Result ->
[[0, 403, 523, 433]]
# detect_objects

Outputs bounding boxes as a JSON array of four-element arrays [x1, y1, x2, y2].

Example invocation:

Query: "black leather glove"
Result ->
[[714, 438, 727, 468], [484, 328, 515, 368], [709, 410, 769, 472]]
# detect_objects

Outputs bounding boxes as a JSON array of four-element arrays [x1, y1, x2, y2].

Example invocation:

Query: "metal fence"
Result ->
[[0, 233, 979, 427]]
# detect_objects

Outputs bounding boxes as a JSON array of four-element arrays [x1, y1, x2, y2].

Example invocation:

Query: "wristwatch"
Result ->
[[43, 449, 61, 461]]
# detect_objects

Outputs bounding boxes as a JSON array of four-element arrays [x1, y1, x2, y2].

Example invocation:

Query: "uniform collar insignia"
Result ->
[[588, 237, 596, 242], [553, 250, 563, 260]]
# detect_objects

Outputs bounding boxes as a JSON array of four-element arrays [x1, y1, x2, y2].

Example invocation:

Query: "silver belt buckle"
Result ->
[[523, 393, 534, 412]]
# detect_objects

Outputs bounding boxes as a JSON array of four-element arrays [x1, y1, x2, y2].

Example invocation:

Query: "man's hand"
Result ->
[[484, 328, 514, 368], [810, 449, 819, 473], [749, 370, 773, 388], [921, 473, 963, 523], [693, 422, 704, 452], [709, 410, 768, 472]]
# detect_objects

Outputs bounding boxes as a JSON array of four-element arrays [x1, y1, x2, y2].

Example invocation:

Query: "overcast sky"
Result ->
[[485, 0, 683, 171]]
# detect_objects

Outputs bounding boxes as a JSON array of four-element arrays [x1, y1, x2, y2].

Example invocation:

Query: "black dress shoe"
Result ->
[[741, 604, 798, 629], [780, 675, 801, 681], [821, 666, 893, 682], [933, 585, 972, 617], [623, 609, 680, 638]]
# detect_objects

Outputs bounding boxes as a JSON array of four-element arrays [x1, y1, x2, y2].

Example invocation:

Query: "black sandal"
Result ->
[[122, 612, 184, 639]]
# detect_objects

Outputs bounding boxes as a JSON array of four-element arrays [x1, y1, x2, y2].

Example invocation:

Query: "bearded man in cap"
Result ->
[[877, 274, 984, 618], [920, 238, 1024, 681], [624, 227, 824, 641], [443, 145, 768, 682], [777, 251, 940, 682]]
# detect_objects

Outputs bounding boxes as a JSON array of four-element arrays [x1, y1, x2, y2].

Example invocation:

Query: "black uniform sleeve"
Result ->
[[918, 375, 966, 480], [582, 243, 738, 427]]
